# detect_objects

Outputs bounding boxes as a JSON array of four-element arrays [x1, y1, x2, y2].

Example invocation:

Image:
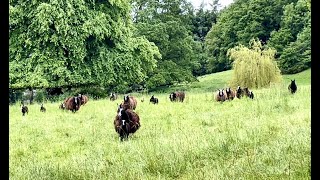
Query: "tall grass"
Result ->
[[9, 69, 310, 179]]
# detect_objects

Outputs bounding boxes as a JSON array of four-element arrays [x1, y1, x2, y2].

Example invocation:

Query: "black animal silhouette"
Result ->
[[149, 95, 159, 104], [40, 104, 46, 112], [288, 79, 297, 94], [21, 103, 28, 116]]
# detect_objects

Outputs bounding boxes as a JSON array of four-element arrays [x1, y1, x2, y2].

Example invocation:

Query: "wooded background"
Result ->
[[9, 0, 311, 99]]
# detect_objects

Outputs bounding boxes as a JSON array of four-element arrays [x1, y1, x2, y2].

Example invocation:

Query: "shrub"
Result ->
[[227, 38, 282, 89]]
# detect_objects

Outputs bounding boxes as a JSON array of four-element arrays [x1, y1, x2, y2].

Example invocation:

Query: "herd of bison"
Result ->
[[18, 80, 297, 141]]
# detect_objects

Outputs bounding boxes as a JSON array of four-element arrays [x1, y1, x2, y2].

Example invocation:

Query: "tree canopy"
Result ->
[[204, 0, 308, 74], [9, 0, 161, 90], [9, 0, 311, 94]]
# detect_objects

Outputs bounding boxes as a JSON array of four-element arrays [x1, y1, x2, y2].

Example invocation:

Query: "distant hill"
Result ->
[[150, 68, 311, 93]]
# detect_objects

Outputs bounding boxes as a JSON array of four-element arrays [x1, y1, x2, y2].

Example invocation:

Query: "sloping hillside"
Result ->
[[153, 68, 310, 93]]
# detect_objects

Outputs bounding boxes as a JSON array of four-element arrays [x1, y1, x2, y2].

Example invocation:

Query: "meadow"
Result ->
[[9, 69, 311, 179]]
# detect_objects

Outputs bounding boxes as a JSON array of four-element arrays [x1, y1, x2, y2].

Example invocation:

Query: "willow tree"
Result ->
[[9, 0, 161, 90], [227, 38, 282, 89]]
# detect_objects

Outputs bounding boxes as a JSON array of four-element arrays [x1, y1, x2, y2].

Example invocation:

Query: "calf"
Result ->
[[149, 95, 159, 104]]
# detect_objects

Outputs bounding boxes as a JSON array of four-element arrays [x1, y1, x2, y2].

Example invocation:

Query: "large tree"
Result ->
[[190, 0, 220, 76], [205, 0, 298, 73], [131, 0, 199, 89], [267, 0, 311, 74], [9, 0, 161, 90]]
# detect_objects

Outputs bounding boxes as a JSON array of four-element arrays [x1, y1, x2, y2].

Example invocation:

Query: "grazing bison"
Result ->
[[288, 79, 297, 94], [21, 103, 28, 116], [215, 89, 226, 102], [225, 87, 235, 100], [78, 94, 89, 105], [122, 95, 137, 110], [169, 91, 185, 102], [110, 93, 118, 101], [114, 104, 141, 141], [243, 87, 254, 99], [149, 95, 159, 104], [40, 104, 46, 112], [235, 86, 244, 99], [64, 96, 81, 113]]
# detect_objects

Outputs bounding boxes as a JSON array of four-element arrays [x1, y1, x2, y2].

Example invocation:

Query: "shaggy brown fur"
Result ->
[[225, 87, 235, 100], [235, 86, 244, 99], [169, 91, 185, 102], [122, 95, 137, 110], [78, 94, 89, 106], [114, 104, 141, 141], [215, 89, 226, 102], [64, 96, 81, 113]]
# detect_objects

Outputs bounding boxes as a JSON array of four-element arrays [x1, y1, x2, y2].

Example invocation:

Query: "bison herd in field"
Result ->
[[19, 80, 298, 141], [215, 86, 254, 102]]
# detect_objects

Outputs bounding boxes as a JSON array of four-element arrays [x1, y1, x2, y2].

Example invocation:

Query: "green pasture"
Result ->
[[9, 69, 311, 179]]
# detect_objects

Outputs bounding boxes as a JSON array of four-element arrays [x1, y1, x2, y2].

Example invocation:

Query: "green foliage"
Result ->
[[205, 0, 298, 74], [131, 0, 200, 88], [267, 0, 311, 74], [9, 0, 160, 90], [33, 89, 47, 103], [278, 24, 311, 74], [227, 38, 282, 88], [189, 2, 219, 76]]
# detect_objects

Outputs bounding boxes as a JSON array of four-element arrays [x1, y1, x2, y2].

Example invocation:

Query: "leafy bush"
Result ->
[[227, 38, 282, 89]]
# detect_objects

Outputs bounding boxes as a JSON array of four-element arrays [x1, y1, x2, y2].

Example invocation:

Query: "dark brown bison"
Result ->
[[114, 104, 141, 141], [288, 79, 297, 94], [122, 95, 137, 110], [215, 89, 226, 102], [169, 91, 185, 102], [235, 86, 244, 99], [149, 95, 159, 104], [243, 87, 254, 99], [64, 96, 81, 113], [225, 87, 235, 100], [21, 103, 28, 116], [78, 94, 89, 106]]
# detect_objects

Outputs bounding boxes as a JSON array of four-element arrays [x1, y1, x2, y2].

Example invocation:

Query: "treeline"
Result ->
[[9, 0, 311, 94]]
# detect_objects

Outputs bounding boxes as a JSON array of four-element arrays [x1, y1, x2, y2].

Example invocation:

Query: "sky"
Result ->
[[188, 0, 234, 10]]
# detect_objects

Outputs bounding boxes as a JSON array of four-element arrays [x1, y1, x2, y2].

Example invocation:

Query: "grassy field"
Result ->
[[9, 69, 311, 179]]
